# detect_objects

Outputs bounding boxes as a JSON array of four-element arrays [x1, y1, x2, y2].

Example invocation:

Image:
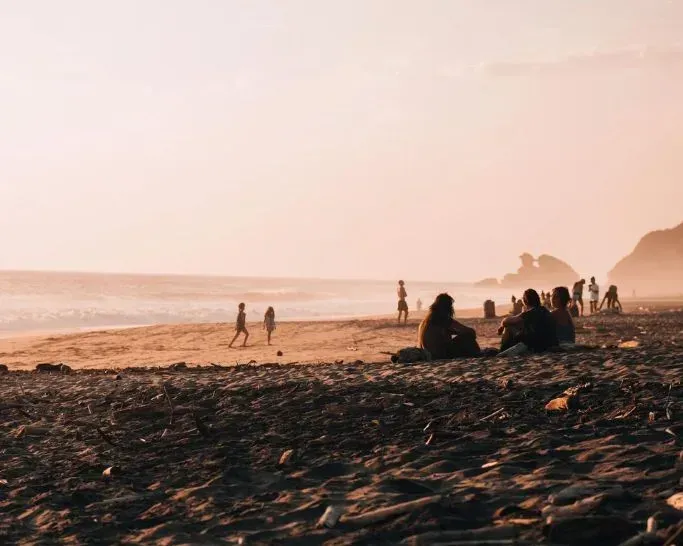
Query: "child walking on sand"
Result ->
[[263, 306, 276, 345], [228, 302, 249, 348]]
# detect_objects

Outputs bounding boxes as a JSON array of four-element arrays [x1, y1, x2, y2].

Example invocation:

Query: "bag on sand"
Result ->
[[483, 300, 496, 319], [392, 347, 432, 364]]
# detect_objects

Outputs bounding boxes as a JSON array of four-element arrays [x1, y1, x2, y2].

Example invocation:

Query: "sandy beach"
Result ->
[[1, 307, 682, 544]]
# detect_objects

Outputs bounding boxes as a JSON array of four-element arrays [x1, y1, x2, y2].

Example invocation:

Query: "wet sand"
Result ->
[[0, 310, 682, 544]]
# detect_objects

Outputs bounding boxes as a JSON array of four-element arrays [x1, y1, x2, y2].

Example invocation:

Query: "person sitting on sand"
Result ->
[[263, 306, 276, 345], [418, 293, 480, 359], [599, 285, 623, 313], [572, 279, 586, 316], [550, 287, 575, 344], [397, 280, 409, 325], [498, 288, 558, 353], [228, 302, 249, 348]]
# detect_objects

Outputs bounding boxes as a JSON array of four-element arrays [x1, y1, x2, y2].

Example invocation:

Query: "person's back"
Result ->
[[418, 293, 480, 359], [550, 287, 575, 344], [521, 306, 559, 352]]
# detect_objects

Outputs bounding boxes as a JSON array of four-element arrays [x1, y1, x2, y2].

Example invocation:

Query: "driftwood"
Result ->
[[341, 495, 441, 527]]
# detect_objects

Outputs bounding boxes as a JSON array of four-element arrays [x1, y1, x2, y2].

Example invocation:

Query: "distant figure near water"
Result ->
[[416, 298, 423, 312], [588, 276, 600, 314], [228, 302, 249, 348], [263, 306, 276, 345], [511, 295, 523, 315], [418, 293, 480, 359], [397, 280, 408, 325], [572, 279, 586, 316]]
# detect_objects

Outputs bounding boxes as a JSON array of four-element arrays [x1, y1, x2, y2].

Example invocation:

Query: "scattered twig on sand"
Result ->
[[96, 427, 118, 447], [341, 495, 441, 527], [479, 408, 505, 422], [162, 382, 174, 425], [615, 406, 637, 419], [194, 413, 211, 438], [664, 521, 683, 546]]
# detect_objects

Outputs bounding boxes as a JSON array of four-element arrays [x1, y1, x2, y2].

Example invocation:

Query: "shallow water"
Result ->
[[0, 270, 513, 334]]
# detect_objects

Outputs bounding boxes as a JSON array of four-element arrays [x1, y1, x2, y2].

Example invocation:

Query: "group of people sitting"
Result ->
[[417, 287, 578, 360]]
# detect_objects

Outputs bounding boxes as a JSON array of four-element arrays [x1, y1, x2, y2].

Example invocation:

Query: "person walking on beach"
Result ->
[[416, 298, 423, 312], [572, 279, 586, 316], [228, 302, 249, 348], [263, 306, 276, 345], [588, 276, 599, 314], [397, 280, 408, 325]]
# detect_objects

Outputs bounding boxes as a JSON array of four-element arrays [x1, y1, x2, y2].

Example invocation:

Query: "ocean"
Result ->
[[0, 271, 513, 335]]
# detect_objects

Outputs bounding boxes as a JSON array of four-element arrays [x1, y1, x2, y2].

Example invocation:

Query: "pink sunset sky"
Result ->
[[1, 0, 682, 282]]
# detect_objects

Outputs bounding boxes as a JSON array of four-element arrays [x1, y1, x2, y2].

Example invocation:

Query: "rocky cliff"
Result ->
[[476, 253, 579, 289], [608, 221, 683, 295]]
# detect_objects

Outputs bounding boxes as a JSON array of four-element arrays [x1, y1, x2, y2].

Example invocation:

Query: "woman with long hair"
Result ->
[[263, 306, 276, 345], [551, 286, 575, 344], [418, 293, 480, 359]]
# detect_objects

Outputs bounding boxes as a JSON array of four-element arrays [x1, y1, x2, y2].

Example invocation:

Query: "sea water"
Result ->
[[0, 270, 513, 335]]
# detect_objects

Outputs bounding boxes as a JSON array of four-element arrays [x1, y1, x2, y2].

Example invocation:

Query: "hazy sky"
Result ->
[[2, 0, 683, 282]]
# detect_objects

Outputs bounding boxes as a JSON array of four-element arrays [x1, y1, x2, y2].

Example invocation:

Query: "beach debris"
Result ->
[[648, 412, 655, 423], [168, 362, 188, 371], [548, 484, 599, 505], [318, 505, 344, 528], [194, 413, 212, 438], [646, 516, 657, 533], [544, 516, 635, 544], [425, 434, 434, 446], [666, 492, 683, 511], [479, 408, 506, 422], [102, 466, 121, 479], [35, 363, 71, 373], [278, 449, 295, 466], [499, 378, 514, 390], [13, 424, 50, 439], [353, 360, 364, 366], [341, 495, 441, 527], [395, 347, 431, 364], [545, 395, 577, 412], [0, 364, 8, 374], [346, 346, 358, 351], [276, 351, 283, 357], [334, 359, 343, 365], [162, 382, 175, 425], [618, 340, 640, 349], [401, 524, 517, 545], [543, 493, 607, 519]]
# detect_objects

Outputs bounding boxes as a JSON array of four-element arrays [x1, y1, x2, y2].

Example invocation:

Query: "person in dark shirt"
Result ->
[[498, 288, 558, 352], [550, 286, 575, 344], [228, 302, 249, 348], [418, 293, 480, 359]]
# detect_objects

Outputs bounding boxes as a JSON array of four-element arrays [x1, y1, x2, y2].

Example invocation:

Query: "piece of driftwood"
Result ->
[[341, 495, 441, 527]]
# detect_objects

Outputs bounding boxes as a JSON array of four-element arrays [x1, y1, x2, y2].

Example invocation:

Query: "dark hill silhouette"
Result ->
[[608, 221, 683, 296], [476, 253, 579, 289]]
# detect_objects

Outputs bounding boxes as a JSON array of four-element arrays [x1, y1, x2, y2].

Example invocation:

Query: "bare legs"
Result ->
[[398, 310, 408, 325], [228, 328, 249, 348]]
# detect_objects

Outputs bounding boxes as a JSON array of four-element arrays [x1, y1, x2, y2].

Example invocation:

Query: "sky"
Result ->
[[1, 0, 683, 283]]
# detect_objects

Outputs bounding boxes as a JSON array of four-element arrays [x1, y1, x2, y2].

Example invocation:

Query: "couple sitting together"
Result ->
[[417, 288, 574, 359]]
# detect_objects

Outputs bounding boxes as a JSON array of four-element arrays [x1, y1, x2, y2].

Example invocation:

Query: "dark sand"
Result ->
[[1, 311, 682, 544]]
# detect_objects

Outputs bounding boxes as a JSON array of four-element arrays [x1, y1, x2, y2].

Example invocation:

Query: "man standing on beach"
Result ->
[[588, 276, 599, 314], [397, 280, 408, 325], [572, 279, 586, 316]]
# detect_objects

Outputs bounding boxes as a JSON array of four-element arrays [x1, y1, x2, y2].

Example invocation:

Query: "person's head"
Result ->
[[511, 295, 516, 303], [266, 306, 274, 316], [398, 280, 404, 286], [590, 276, 595, 284], [522, 289, 541, 310], [425, 293, 455, 326], [552, 287, 571, 309], [580, 279, 586, 285], [238, 302, 245, 311]]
